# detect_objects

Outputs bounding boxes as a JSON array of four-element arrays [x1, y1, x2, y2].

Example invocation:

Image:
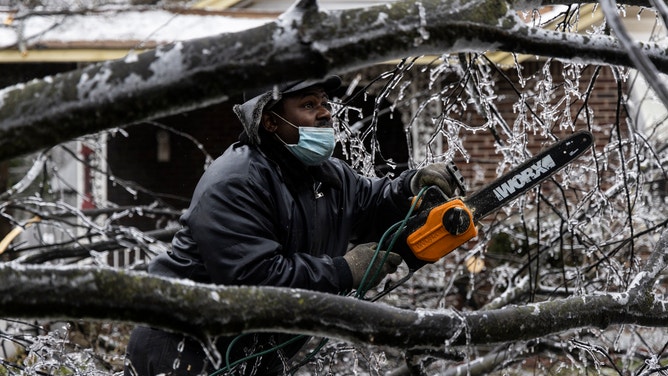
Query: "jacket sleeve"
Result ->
[[342, 162, 417, 243], [183, 170, 353, 293]]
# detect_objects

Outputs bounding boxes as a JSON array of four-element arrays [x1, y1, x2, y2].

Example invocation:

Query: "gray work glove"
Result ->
[[410, 161, 465, 197], [343, 242, 402, 290]]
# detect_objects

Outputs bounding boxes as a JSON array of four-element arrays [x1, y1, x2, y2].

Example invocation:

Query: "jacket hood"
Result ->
[[232, 91, 275, 145], [233, 76, 341, 145]]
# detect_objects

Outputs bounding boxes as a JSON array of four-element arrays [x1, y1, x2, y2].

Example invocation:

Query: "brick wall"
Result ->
[[431, 61, 626, 192], [337, 61, 627, 193]]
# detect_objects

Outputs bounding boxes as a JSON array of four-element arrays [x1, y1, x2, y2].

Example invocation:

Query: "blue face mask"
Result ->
[[272, 112, 336, 166]]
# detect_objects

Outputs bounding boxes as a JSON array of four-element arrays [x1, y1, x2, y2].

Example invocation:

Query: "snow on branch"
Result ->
[[0, 153, 47, 200], [599, 0, 668, 110], [0, 0, 667, 161], [0, 236, 666, 352], [627, 228, 668, 297]]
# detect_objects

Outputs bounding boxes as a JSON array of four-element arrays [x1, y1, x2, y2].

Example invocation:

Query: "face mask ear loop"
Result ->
[[270, 111, 299, 146], [271, 111, 300, 130]]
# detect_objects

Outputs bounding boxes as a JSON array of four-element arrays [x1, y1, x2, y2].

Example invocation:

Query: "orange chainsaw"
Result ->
[[394, 131, 594, 271]]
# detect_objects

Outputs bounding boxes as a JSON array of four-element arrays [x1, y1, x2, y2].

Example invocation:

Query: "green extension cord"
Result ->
[[210, 187, 429, 375]]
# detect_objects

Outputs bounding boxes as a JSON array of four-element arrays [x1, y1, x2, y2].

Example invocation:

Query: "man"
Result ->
[[124, 76, 461, 375]]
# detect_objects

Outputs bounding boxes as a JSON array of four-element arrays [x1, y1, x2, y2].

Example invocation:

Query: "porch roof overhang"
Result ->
[[0, 6, 276, 63]]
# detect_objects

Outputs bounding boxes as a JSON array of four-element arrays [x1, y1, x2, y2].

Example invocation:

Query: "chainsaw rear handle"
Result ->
[[393, 186, 477, 271]]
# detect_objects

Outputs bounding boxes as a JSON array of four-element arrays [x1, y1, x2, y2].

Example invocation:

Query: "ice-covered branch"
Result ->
[[600, 0, 668, 110], [1, 0, 667, 160], [0, 153, 46, 200], [441, 343, 527, 376], [12, 227, 176, 264], [538, 0, 651, 5], [627, 229, 668, 297], [481, 275, 532, 310], [0, 262, 666, 350]]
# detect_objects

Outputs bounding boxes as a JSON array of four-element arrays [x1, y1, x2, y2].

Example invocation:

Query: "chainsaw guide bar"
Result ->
[[395, 131, 594, 271], [465, 131, 594, 222]]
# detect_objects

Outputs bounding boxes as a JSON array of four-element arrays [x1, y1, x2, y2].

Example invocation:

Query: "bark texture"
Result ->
[[0, 230, 665, 349]]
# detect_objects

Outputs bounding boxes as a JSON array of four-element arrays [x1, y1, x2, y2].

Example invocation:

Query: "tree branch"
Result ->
[[13, 227, 176, 264], [600, 0, 668, 121], [1, 231, 666, 351], [481, 275, 532, 310], [0, 0, 667, 161], [627, 229, 668, 298]]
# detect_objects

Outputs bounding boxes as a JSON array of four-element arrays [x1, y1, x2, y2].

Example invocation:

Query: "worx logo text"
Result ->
[[493, 155, 556, 201]]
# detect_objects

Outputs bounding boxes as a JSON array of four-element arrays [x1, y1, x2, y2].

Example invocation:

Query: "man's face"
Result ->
[[262, 87, 333, 145]]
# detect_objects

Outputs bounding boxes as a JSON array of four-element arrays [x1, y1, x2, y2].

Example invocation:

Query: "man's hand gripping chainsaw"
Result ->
[[395, 131, 594, 272]]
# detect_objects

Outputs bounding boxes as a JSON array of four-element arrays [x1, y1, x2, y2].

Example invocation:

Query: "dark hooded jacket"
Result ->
[[150, 130, 415, 293], [126, 79, 416, 375]]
